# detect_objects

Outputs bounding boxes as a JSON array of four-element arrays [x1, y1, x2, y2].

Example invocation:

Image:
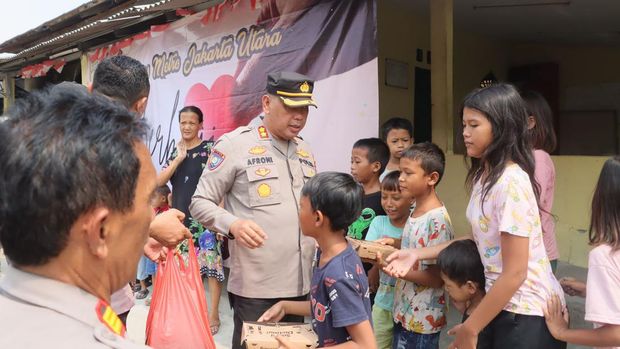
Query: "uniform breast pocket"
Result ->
[[246, 166, 282, 207], [301, 164, 316, 184]]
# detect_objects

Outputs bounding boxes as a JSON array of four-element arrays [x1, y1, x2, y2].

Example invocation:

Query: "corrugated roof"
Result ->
[[0, 0, 219, 72]]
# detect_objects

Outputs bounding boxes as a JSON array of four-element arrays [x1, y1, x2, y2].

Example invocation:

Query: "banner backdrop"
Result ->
[[85, 0, 378, 173]]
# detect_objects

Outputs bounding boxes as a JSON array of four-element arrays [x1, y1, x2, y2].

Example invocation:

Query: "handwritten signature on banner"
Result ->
[[150, 24, 283, 80]]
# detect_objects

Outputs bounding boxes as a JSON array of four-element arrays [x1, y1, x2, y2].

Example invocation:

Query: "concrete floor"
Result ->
[[1, 250, 592, 348]]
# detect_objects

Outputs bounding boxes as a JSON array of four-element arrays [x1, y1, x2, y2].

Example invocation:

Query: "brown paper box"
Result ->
[[241, 322, 318, 349], [346, 236, 397, 261]]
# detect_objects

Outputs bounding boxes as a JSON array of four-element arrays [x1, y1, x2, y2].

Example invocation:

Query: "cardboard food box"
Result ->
[[241, 322, 318, 349], [346, 236, 397, 261]]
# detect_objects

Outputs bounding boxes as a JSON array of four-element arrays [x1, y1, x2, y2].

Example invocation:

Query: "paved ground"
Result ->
[[1, 250, 592, 348]]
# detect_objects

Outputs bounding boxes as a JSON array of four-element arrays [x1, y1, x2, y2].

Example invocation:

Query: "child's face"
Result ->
[[440, 272, 477, 303], [398, 158, 434, 197], [381, 188, 412, 222], [386, 128, 412, 160], [462, 107, 493, 159], [298, 195, 317, 237], [150, 193, 165, 208], [350, 147, 379, 184]]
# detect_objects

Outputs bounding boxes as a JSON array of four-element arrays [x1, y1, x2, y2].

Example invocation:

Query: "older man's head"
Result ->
[[0, 84, 155, 299]]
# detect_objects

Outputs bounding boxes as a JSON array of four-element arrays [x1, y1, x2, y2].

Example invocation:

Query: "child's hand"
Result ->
[[383, 249, 419, 278], [375, 237, 395, 246], [258, 301, 286, 322], [275, 336, 295, 349], [543, 294, 569, 341], [447, 323, 478, 349], [559, 277, 586, 297]]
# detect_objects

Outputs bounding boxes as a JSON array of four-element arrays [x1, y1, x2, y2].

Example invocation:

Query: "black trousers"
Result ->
[[229, 292, 308, 349], [477, 310, 566, 349]]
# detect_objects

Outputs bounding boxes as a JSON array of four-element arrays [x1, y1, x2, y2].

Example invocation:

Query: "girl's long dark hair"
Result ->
[[589, 156, 620, 250], [462, 83, 540, 208], [521, 90, 557, 153]]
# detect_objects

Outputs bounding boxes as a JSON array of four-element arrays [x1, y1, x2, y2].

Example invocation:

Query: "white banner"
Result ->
[[85, 0, 378, 173]]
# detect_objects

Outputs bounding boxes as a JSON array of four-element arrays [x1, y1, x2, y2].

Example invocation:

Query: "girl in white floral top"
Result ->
[[384, 83, 566, 349]]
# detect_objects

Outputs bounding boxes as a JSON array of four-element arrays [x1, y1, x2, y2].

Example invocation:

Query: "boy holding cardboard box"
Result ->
[[259, 172, 376, 348]]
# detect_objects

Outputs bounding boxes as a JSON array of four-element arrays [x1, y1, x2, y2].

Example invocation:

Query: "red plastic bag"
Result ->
[[145, 239, 216, 349]]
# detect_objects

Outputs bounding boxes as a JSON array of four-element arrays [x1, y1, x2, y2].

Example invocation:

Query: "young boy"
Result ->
[[348, 138, 390, 241], [258, 172, 376, 349], [365, 171, 414, 349], [392, 142, 454, 349], [437, 239, 492, 349], [380, 117, 413, 182]]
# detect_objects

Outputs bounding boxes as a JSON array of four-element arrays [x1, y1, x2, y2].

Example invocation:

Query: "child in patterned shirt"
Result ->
[[390, 142, 454, 349]]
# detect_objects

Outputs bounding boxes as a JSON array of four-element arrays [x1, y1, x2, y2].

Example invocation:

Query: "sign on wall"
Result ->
[[85, 0, 378, 172]]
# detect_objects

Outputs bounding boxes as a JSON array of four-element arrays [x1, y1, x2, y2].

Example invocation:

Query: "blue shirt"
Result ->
[[311, 244, 372, 346], [365, 216, 404, 311]]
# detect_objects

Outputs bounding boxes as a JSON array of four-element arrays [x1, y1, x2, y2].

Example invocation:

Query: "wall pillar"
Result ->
[[430, 0, 454, 153]]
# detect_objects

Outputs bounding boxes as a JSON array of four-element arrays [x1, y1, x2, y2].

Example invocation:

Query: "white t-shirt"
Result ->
[[585, 244, 620, 349]]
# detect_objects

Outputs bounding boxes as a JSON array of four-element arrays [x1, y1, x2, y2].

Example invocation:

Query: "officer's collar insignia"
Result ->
[[300, 81, 310, 93], [249, 146, 267, 155], [257, 126, 269, 139], [296, 149, 310, 158], [255, 168, 271, 177], [208, 149, 225, 171], [95, 300, 126, 337]]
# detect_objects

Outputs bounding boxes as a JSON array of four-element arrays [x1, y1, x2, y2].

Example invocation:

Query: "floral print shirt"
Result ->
[[466, 164, 564, 316], [393, 206, 454, 334]]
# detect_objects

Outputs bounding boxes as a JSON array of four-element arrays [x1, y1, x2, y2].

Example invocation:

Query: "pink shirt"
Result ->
[[466, 164, 564, 316], [585, 244, 620, 349], [534, 149, 559, 261], [111, 284, 134, 315]]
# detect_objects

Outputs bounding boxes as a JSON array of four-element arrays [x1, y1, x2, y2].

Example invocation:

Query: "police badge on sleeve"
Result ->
[[208, 149, 225, 171]]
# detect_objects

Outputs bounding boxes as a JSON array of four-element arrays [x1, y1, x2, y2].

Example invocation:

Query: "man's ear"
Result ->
[[82, 207, 111, 259], [133, 96, 149, 117], [261, 94, 271, 115]]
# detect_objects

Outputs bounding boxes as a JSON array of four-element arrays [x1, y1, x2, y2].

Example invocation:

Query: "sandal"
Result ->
[[209, 321, 220, 335], [135, 288, 149, 300]]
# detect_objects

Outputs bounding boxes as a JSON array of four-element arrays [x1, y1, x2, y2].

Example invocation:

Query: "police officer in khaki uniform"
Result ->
[[190, 72, 319, 349], [0, 85, 153, 348]]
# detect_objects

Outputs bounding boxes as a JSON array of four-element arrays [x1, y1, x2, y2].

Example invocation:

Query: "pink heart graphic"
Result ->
[[184, 75, 237, 141]]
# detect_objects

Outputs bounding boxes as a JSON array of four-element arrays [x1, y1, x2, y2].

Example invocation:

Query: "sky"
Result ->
[[0, 0, 88, 51]]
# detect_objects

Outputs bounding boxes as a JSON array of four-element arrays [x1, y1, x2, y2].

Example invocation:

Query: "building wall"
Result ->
[[378, 6, 617, 266], [377, 0, 429, 127]]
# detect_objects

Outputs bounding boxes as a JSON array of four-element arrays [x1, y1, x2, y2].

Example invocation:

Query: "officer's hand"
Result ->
[[149, 209, 191, 247], [229, 219, 268, 249]]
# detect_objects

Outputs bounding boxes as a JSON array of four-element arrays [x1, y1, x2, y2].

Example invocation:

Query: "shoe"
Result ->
[[135, 288, 149, 300], [131, 282, 141, 293]]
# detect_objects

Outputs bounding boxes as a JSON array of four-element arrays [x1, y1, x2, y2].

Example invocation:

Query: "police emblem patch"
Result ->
[[257, 183, 271, 197], [208, 149, 225, 171], [300, 81, 310, 93], [248, 146, 267, 155]]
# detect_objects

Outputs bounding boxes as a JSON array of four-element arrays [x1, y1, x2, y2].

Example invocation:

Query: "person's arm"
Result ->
[[275, 320, 377, 349], [384, 234, 472, 278], [400, 265, 443, 288], [156, 142, 186, 186], [544, 294, 620, 346], [449, 233, 528, 349], [258, 300, 312, 322], [189, 136, 267, 248]]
